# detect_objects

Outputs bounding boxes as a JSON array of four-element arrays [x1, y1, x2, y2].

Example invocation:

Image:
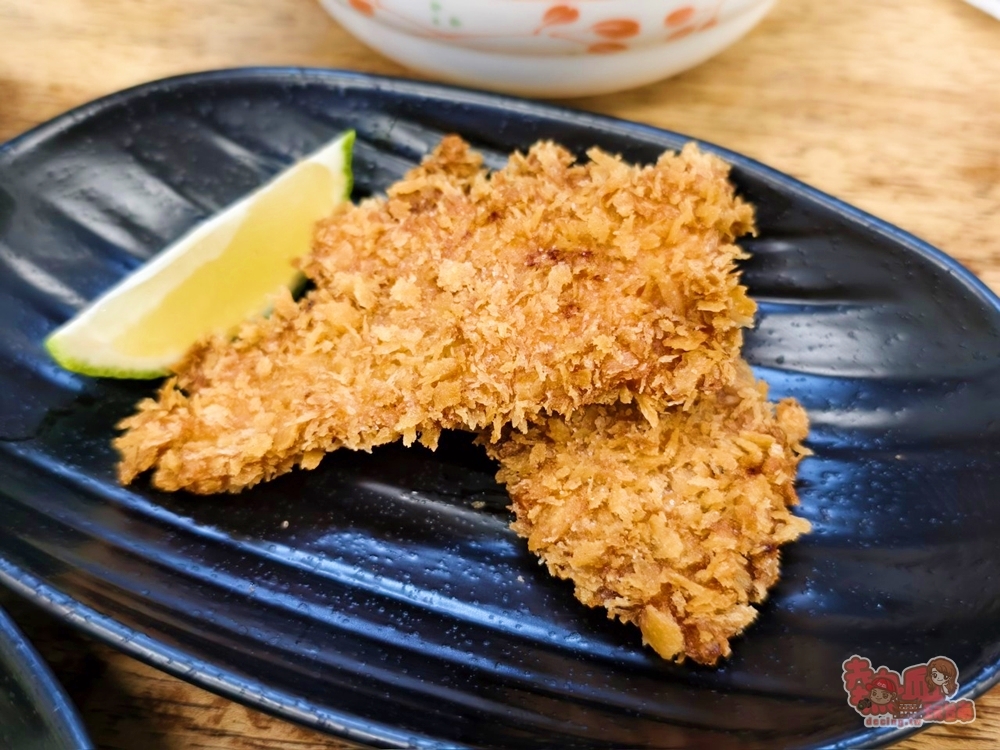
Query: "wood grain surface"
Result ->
[[1, 0, 999, 747]]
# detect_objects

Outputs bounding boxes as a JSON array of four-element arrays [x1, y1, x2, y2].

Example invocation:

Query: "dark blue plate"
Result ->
[[0, 602, 91, 749], [1, 69, 999, 750]]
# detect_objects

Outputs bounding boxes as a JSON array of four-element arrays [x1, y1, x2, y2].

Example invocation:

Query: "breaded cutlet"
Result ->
[[116, 136, 756, 493], [484, 361, 811, 665]]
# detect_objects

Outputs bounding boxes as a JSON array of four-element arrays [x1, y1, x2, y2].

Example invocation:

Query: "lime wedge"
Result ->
[[45, 130, 355, 378]]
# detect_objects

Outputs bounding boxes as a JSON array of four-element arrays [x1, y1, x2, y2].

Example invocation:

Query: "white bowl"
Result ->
[[319, 0, 775, 98]]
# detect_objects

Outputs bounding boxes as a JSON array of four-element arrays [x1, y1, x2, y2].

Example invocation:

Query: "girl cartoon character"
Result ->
[[924, 657, 959, 700]]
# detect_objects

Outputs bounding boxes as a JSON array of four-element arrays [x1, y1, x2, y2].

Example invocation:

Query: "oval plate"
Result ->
[[1, 69, 999, 750]]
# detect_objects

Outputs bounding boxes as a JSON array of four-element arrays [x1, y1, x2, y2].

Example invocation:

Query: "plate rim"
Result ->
[[0, 561, 434, 750], [2, 66, 999, 750], [0, 598, 93, 749]]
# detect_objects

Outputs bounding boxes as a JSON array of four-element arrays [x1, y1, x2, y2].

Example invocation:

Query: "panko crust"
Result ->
[[484, 361, 811, 665], [116, 136, 755, 493]]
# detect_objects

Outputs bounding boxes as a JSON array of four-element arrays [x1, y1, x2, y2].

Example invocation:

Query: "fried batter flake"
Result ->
[[116, 136, 755, 493], [484, 361, 811, 665]]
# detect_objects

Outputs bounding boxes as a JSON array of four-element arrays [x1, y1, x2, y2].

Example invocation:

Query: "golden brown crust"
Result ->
[[483, 361, 811, 665], [116, 136, 756, 493]]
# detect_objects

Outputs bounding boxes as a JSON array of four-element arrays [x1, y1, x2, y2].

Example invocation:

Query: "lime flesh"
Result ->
[[45, 130, 355, 378]]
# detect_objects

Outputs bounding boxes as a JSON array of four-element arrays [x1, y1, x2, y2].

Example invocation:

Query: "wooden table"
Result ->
[[1, 0, 999, 747]]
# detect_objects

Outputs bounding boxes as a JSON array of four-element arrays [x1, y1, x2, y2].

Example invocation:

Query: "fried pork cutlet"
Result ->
[[116, 136, 755, 493], [484, 361, 811, 665]]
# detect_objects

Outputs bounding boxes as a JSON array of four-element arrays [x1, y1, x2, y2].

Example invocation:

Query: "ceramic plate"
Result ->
[[1, 69, 999, 749]]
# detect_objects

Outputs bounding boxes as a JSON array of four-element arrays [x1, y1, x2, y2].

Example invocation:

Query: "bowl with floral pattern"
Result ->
[[319, 0, 775, 97]]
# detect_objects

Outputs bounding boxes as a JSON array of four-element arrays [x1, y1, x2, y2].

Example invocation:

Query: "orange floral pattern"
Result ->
[[542, 5, 579, 26], [591, 18, 641, 39], [349, 0, 375, 17], [587, 41, 628, 54], [665, 6, 696, 27], [335, 1, 767, 56]]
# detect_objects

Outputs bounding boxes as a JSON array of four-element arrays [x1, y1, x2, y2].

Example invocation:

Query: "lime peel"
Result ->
[[45, 130, 355, 379]]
